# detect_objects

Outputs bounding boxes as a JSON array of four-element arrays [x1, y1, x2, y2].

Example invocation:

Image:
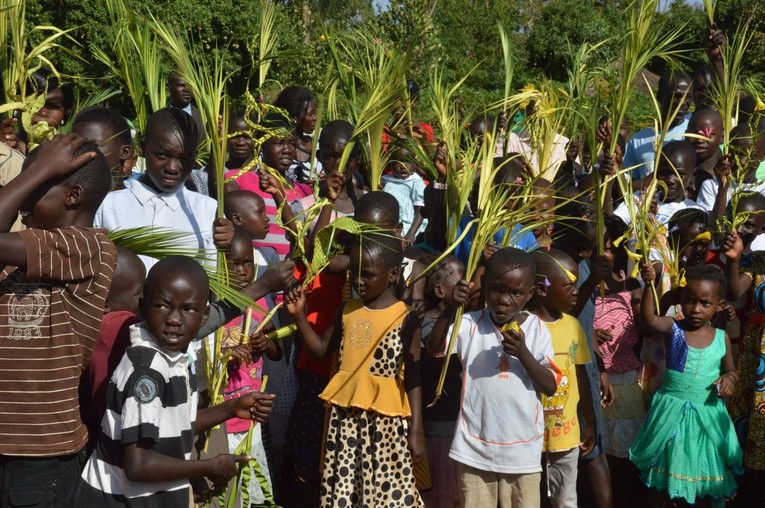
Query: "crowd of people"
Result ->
[[0, 19, 764, 508]]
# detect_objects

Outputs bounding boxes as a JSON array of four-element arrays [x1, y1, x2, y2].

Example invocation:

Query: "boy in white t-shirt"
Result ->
[[428, 247, 559, 508]]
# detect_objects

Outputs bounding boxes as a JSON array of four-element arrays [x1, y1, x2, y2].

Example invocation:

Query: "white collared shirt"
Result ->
[[94, 179, 218, 271]]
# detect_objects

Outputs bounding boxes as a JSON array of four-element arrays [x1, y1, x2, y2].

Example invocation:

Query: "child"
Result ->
[[686, 109, 723, 199], [614, 140, 699, 226], [722, 208, 765, 506], [221, 231, 283, 505], [94, 107, 233, 271], [77, 256, 276, 505], [592, 215, 646, 508], [382, 143, 427, 244], [0, 135, 115, 506], [428, 247, 558, 507], [224, 114, 312, 259], [272, 86, 319, 182], [633, 263, 742, 507], [419, 254, 465, 508], [72, 106, 135, 190], [530, 249, 596, 508], [284, 233, 425, 507]]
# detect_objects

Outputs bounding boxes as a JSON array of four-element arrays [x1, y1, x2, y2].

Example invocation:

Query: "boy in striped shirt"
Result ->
[[77, 256, 275, 506]]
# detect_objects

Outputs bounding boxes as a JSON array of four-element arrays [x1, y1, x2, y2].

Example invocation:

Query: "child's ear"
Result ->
[[120, 143, 134, 162], [388, 265, 400, 284], [65, 185, 84, 207], [534, 278, 548, 298], [230, 212, 243, 227], [433, 283, 445, 299]]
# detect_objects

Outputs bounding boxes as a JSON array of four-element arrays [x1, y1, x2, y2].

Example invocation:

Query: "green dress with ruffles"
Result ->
[[629, 322, 743, 506]]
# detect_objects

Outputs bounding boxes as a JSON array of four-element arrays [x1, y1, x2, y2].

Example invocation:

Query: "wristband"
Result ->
[[433, 182, 447, 190]]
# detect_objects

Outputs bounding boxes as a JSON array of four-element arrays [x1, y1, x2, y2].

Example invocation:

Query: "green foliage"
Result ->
[[527, 0, 620, 83]]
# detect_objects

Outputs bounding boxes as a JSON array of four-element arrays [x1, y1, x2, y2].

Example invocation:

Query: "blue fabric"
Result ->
[[452, 215, 537, 265], [623, 115, 690, 180], [666, 321, 689, 372]]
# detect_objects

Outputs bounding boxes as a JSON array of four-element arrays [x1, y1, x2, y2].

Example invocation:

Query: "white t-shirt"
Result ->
[[696, 177, 765, 212], [446, 309, 555, 474], [614, 192, 700, 226]]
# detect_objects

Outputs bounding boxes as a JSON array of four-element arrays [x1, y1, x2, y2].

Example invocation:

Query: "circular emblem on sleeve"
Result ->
[[134, 375, 159, 403]]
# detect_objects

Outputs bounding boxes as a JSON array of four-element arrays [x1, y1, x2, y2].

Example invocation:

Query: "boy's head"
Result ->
[[468, 115, 496, 148], [349, 232, 403, 300], [354, 191, 401, 231], [691, 66, 715, 111], [142, 108, 199, 193], [603, 214, 629, 267], [259, 113, 296, 175], [273, 86, 317, 135], [668, 208, 710, 269], [106, 247, 146, 315], [421, 254, 465, 306], [687, 109, 723, 162], [19, 141, 111, 229], [656, 141, 696, 202], [167, 72, 192, 109], [139, 256, 210, 352], [226, 229, 256, 289], [223, 190, 270, 240], [318, 120, 357, 174], [657, 69, 692, 124], [532, 249, 579, 314], [530, 178, 555, 240], [732, 191, 765, 247], [28, 68, 74, 128], [481, 247, 536, 325], [72, 106, 134, 188], [227, 110, 255, 166]]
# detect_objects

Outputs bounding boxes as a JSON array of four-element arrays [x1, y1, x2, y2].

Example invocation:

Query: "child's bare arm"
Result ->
[[722, 232, 752, 300], [715, 332, 737, 398], [195, 391, 275, 434], [123, 442, 247, 486], [502, 327, 556, 396], [403, 313, 425, 464], [576, 364, 596, 455], [426, 279, 470, 356], [639, 263, 673, 334], [405, 207, 425, 244], [284, 285, 341, 359]]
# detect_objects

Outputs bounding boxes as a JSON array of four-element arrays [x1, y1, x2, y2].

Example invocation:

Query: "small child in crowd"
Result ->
[[76, 256, 276, 505], [428, 247, 557, 507], [530, 249, 595, 508]]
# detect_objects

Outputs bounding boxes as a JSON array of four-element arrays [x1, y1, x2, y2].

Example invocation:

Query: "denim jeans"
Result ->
[[0, 449, 86, 507]]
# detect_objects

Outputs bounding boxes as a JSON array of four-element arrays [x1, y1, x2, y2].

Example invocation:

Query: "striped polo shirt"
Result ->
[[77, 323, 198, 506]]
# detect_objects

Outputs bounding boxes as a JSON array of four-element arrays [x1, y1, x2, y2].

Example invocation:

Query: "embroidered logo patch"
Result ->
[[134, 375, 159, 403]]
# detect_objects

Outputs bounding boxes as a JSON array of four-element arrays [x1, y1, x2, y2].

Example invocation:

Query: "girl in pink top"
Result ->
[[592, 215, 647, 508], [224, 113, 312, 259]]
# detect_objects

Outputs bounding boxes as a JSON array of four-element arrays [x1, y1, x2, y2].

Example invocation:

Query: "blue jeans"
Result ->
[[0, 449, 86, 507]]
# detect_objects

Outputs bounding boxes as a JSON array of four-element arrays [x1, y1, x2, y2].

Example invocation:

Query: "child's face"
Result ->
[[656, 152, 692, 202], [298, 100, 318, 134], [680, 280, 722, 329], [73, 122, 130, 181], [482, 266, 535, 326], [140, 274, 209, 352], [388, 149, 414, 179], [539, 259, 580, 314], [531, 196, 555, 238], [227, 117, 254, 164], [349, 244, 398, 302], [19, 178, 69, 230], [687, 115, 722, 161], [319, 136, 348, 174], [736, 205, 765, 247], [231, 197, 270, 240], [677, 222, 710, 268], [143, 129, 195, 193], [226, 241, 256, 289], [261, 135, 296, 174], [31, 88, 66, 128], [432, 261, 465, 303]]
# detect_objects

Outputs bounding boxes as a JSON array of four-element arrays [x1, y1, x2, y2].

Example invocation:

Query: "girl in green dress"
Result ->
[[632, 263, 743, 507]]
